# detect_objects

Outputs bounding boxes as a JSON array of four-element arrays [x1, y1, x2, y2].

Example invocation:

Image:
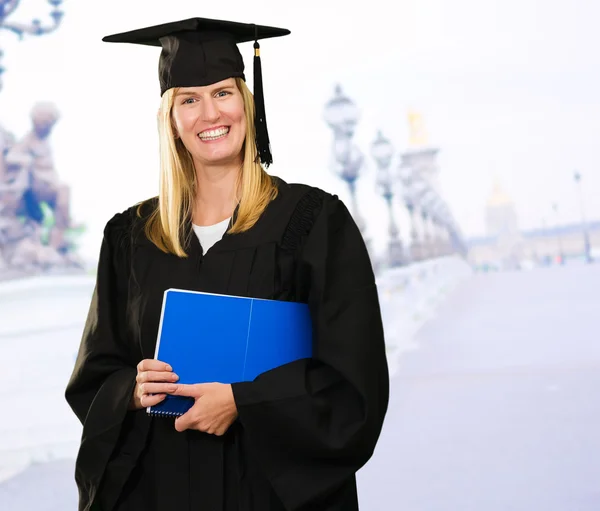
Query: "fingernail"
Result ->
[[172, 373, 179, 380], [166, 364, 172, 371]]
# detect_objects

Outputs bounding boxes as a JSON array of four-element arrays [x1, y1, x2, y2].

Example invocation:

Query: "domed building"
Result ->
[[485, 180, 519, 237], [467, 180, 524, 270]]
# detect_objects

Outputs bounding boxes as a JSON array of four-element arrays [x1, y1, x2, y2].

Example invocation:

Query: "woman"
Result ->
[[65, 17, 389, 511]]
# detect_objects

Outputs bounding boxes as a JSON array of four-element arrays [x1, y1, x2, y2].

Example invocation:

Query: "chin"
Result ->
[[199, 150, 243, 166]]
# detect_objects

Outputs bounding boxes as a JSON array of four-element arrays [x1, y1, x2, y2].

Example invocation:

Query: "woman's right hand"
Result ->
[[129, 359, 179, 410]]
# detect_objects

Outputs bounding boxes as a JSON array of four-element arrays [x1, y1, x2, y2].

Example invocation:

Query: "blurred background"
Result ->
[[1, 0, 599, 509]]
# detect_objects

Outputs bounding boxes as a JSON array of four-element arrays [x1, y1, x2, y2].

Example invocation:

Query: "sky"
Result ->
[[1, 0, 599, 261]]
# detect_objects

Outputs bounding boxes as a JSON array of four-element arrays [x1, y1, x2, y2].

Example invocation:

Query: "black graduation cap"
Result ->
[[102, 17, 291, 167]]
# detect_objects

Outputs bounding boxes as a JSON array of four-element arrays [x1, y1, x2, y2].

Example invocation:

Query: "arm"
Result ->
[[65, 211, 148, 505], [231, 192, 390, 510], [66, 213, 135, 425]]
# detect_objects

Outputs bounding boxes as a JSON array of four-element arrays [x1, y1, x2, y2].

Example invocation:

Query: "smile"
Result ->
[[198, 126, 230, 141]]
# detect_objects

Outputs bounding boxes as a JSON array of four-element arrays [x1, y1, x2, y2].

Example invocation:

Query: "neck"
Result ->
[[192, 158, 241, 226]]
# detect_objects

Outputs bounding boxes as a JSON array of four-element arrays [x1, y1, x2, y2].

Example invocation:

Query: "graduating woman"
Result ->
[[65, 17, 389, 511]]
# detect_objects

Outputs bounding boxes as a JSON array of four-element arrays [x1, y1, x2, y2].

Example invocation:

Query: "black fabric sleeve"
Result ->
[[64, 211, 140, 510], [231, 192, 390, 510]]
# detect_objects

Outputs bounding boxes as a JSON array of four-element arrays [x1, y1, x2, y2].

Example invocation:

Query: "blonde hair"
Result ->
[[138, 77, 278, 257]]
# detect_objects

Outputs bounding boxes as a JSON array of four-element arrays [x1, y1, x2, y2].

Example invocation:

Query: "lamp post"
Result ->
[[430, 194, 447, 257], [0, 0, 65, 93], [397, 163, 418, 263], [412, 176, 431, 261], [429, 198, 440, 257], [372, 130, 404, 267], [440, 202, 454, 256], [551, 202, 565, 264], [443, 214, 455, 256], [324, 84, 369, 244], [419, 187, 436, 259], [574, 171, 593, 263]]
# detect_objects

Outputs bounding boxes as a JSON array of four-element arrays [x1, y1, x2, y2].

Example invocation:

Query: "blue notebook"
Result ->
[[147, 289, 313, 417]]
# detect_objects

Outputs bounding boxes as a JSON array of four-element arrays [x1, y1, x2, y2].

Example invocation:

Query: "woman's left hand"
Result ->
[[168, 383, 238, 435]]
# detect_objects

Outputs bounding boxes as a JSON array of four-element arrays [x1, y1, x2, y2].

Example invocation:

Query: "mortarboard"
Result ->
[[102, 18, 291, 167]]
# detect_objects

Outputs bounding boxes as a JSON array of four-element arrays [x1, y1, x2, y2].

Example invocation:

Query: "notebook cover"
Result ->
[[147, 289, 312, 417]]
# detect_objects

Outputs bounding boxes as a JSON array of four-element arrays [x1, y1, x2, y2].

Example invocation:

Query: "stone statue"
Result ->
[[0, 151, 63, 271], [4, 102, 72, 251], [0, 103, 82, 275]]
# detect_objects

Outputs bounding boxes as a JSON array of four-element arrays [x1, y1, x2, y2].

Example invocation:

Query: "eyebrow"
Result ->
[[176, 86, 235, 97]]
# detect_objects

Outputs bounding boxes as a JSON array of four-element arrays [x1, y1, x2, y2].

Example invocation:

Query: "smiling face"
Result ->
[[171, 78, 247, 169]]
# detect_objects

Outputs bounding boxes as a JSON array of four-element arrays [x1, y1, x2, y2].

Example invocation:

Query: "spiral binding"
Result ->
[[147, 396, 192, 418], [147, 408, 182, 418]]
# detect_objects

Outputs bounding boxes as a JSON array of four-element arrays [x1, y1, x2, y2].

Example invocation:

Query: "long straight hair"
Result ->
[[138, 77, 278, 257]]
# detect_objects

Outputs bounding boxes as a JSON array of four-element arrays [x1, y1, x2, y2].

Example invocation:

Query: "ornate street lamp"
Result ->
[[324, 84, 368, 244], [418, 186, 437, 260], [574, 171, 593, 263], [432, 195, 452, 257], [0, 49, 4, 88], [324, 84, 360, 139], [0, 0, 64, 93], [372, 130, 404, 267], [371, 130, 394, 169], [438, 201, 454, 256], [397, 163, 418, 263], [427, 193, 442, 257], [0, 0, 64, 37]]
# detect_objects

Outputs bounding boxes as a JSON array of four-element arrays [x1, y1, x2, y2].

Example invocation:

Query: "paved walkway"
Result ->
[[358, 263, 600, 510]]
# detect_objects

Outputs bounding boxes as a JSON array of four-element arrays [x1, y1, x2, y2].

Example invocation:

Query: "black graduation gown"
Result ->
[[65, 177, 389, 511]]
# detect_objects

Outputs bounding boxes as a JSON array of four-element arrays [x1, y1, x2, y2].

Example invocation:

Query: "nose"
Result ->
[[201, 97, 220, 123]]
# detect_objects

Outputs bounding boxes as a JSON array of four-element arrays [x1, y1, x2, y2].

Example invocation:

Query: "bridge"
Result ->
[[1, 259, 599, 510]]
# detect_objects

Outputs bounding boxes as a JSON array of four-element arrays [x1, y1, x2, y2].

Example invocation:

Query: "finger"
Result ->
[[140, 382, 179, 395], [214, 419, 233, 436], [167, 383, 204, 397], [174, 413, 191, 433], [137, 370, 179, 384], [140, 393, 166, 408], [137, 359, 172, 373]]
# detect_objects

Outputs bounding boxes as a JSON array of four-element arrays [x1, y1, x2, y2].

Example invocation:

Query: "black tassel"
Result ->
[[253, 39, 273, 167]]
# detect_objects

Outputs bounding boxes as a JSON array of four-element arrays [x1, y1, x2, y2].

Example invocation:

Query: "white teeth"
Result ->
[[198, 127, 229, 140]]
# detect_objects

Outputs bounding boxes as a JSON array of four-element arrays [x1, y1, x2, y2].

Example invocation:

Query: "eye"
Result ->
[[215, 90, 231, 98], [182, 97, 196, 105]]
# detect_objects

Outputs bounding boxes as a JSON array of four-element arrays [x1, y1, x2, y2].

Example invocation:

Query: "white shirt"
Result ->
[[192, 217, 231, 253]]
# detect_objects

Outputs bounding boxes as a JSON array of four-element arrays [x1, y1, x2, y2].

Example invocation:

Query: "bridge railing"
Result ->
[[0, 255, 472, 482], [376, 255, 473, 375]]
